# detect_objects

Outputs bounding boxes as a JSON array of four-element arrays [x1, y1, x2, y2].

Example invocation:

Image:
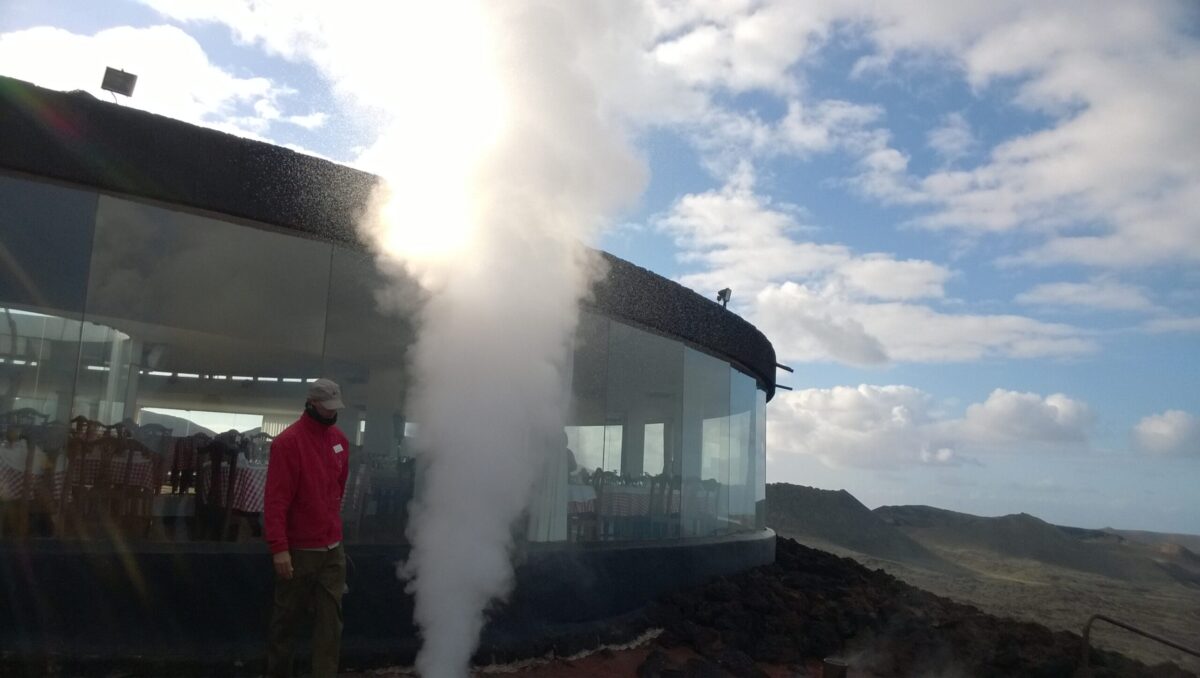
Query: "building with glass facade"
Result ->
[[0, 76, 776, 668]]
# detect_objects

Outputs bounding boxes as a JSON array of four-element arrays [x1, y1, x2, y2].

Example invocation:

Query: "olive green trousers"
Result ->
[[266, 545, 346, 678]]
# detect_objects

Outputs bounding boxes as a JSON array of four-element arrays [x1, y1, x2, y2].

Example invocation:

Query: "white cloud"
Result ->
[[835, 254, 950, 301], [852, 2, 1200, 269], [659, 170, 1093, 366], [953, 389, 1093, 446], [1143, 316, 1200, 333], [1133, 410, 1200, 457], [0, 24, 327, 144], [138, 0, 1200, 272], [769, 384, 1093, 469], [755, 282, 1095, 365], [657, 164, 849, 297], [285, 111, 328, 130], [1016, 279, 1157, 312], [927, 112, 975, 163], [650, 1, 834, 94]]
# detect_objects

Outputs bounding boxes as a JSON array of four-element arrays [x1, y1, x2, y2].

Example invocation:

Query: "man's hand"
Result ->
[[273, 551, 293, 580]]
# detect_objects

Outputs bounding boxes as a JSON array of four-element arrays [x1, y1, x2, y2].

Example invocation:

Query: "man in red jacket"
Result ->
[[265, 378, 351, 678]]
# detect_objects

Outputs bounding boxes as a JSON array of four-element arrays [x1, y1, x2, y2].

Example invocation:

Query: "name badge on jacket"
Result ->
[[333, 444, 344, 454]]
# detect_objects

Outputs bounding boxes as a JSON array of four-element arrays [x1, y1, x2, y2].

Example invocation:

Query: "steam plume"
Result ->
[[357, 2, 646, 676]]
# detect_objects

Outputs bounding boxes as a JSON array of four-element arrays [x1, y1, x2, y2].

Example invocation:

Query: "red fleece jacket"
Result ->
[[264, 414, 350, 554]]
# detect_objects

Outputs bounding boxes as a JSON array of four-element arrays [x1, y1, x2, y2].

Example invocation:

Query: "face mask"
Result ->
[[304, 401, 338, 426]]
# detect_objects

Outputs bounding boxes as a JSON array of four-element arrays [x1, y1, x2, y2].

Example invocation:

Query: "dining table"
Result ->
[[198, 460, 269, 513], [0, 439, 67, 501], [195, 461, 371, 515]]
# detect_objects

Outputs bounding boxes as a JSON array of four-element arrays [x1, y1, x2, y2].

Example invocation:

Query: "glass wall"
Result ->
[[0, 172, 769, 547], [322, 246, 416, 543], [682, 348, 729, 537]]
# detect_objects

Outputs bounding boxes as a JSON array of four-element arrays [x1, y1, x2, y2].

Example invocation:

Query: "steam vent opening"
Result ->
[[0, 77, 776, 672]]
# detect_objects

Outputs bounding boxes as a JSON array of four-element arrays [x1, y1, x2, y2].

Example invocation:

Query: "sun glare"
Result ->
[[365, 1, 507, 270]]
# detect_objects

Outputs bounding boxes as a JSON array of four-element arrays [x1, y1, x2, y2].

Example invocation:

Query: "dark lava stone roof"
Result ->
[[0, 75, 776, 397]]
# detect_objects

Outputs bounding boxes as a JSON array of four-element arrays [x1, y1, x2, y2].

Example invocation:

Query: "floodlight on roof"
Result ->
[[101, 67, 137, 98]]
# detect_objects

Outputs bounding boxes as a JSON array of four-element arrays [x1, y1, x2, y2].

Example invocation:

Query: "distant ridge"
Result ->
[[765, 483, 963, 574], [874, 504, 1193, 584], [1104, 528, 1200, 554]]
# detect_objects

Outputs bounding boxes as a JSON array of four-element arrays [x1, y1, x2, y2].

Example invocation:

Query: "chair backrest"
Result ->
[[62, 428, 121, 514], [649, 472, 679, 516], [136, 423, 173, 451], [114, 437, 163, 492], [171, 432, 209, 494], [248, 431, 273, 464], [201, 437, 239, 507]]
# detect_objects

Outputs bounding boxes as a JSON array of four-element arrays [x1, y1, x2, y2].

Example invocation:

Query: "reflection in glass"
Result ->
[[0, 175, 95, 423], [755, 390, 767, 530], [78, 195, 330, 425], [682, 348, 730, 537], [603, 322, 683, 540], [0, 177, 773, 547], [322, 246, 417, 543], [0, 174, 95, 538], [729, 369, 757, 529]]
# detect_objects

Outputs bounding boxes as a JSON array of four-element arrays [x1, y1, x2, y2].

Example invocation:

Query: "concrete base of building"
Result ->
[[0, 530, 775, 675]]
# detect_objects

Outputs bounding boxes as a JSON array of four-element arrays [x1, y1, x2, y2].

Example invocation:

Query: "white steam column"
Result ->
[[356, 3, 646, 676]]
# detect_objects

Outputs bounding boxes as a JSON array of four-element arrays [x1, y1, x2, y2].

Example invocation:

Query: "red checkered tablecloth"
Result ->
[[196, 463, 370, 516], [75, 457, 156, 491], [567, 484, 596, 515], [0, 441, 67, 500], [198, 464, 268, 513]]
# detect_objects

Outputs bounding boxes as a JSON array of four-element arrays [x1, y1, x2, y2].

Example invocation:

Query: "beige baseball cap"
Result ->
[[307, 378, 346, 410]]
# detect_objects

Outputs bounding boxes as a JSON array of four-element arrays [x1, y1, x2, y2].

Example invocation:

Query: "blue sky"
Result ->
[[3, 1, 1198, 533]]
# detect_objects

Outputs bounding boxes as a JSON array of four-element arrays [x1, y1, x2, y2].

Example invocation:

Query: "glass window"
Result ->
[[599, 321, 683, 540], [0, 175, 95, 421], [682, 347, 730, 537], [68, 195, 331, 541], [729, 368, 757, 530], [322, 246, 416, 543], [0, 175, 95, 538], [755, 389, 767, 530]]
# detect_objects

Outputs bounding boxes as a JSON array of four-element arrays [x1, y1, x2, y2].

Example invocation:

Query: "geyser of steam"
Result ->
[[357, 3, 645, 676]]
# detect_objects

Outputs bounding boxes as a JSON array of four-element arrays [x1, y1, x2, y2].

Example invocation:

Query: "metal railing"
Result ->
[[1076, 613, 1200, 676]]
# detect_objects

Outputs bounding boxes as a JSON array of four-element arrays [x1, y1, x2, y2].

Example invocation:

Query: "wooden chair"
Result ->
[[196, 436, 239, 540], [113, 437, 165, 536], [648, 472, 681, 539], [149, 432, 204, 541], [247, 431, 273, 464], [0, 407, 52, 535], [568, 468, 599, 542], [61, 423, 120, 539], [590, 469, 619, 540], [20, 421, 69, 537]]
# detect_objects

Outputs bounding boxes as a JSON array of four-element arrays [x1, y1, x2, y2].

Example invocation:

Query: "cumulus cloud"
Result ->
[[0, 24, 324, 142], [754, 282, 1095, 364], [853, 2, 1200, 268], [658, 168, 1093, 366], [650, 1, 835, 94], [1016, 279, 1157, 312], [834, 255, 950, 301], [1133, 410, 1200, 456], [640, 1, 1200, 271], [952, 389, 1093, 446], [657, 164, 849, 296], [927, 112, 975, 163], [769, 384, 1093, 468]]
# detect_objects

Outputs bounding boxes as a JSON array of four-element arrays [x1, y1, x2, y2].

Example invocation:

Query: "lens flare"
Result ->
[[358, 1, 507, 272]]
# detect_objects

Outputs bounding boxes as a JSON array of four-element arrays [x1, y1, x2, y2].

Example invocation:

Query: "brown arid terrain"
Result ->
[[348, 532, 1195, 677], [767, 483, 1200, 675]]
